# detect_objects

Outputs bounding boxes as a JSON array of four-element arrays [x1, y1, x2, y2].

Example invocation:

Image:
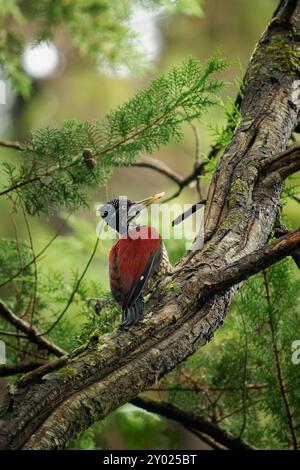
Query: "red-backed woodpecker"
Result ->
[[98, 193, 172, 327]]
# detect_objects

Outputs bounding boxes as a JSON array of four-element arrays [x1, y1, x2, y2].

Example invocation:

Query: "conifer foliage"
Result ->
[[1, 55, 226, 215]]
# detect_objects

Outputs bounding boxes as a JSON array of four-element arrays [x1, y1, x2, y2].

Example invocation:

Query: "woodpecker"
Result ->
[[98, 193, 172, 327]]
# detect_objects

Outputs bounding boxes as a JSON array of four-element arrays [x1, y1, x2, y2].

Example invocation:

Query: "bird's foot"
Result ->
[[119, 297, 144, 328], [87, 298, 108, 315]]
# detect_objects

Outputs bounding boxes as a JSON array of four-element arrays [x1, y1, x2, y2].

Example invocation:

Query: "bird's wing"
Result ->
[[109, 232, 162, 309], [124, 251, 158, 309]]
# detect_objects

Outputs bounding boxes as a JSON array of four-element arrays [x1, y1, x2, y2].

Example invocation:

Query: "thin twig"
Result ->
[[133, 156, 183, 185], [216, 398, 262, 424], [21, 205, 38, 325], [0, 229, 61, 289], [0, 139, 24, 150], [293, 195, 300, 204], [4, 341, 49, 361], [39, 237, 100, 336], [0, 299, 66, 357], [238, 305, 248, 438], [18, 355, 69, 387], [263, 270, 298, 450], [0, 361, 46, 378], [0, 329, 27, 338]]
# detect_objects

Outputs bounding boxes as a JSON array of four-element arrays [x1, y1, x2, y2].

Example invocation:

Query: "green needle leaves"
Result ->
[[1, 55, 227, 215]]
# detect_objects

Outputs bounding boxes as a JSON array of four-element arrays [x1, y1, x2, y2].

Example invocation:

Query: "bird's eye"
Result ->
[[102, 210, 108, 218]]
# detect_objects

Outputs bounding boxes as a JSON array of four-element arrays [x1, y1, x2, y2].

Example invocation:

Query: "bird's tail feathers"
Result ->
[[120, 297, 144, 328]]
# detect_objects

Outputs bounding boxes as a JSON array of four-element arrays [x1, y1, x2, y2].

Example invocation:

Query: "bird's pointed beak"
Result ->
[[128, 192, 165, 222], [133, 192, 165, 208]]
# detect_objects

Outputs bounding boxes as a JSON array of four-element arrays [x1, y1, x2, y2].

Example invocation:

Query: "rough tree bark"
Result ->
[[1, 0, 300, 450]]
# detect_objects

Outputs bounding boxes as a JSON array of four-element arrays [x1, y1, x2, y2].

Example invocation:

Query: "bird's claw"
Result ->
[[87, 298, 107, 316]]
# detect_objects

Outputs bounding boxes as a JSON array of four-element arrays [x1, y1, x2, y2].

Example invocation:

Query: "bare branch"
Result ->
[[261, 143, 300, 180], [238, 307, 248, 438], [18, 355, 70, 387], [133, 156, 183, 185], [0, 329, 27, 339], [134, 155, 206, 204], [188, 228, 300, 294], [0, 139, 24, 151], [273, 219, 300, 269], [0, 231, 60, 288], [0, 361, 46, 378], [132, 397, 255, 450], [39, 237, 99, 336], [21, 204, 38, 324], [0, 299, 66, 357]]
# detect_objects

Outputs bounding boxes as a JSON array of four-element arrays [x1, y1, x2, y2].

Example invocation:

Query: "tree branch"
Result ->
[[3, 227, 300, 450], [0, 361, 46, 378], [0, 139, 24, 151], [131, 397, 255, 450], [193, 228, 300, 294], [18, 355, 70, 387], [0, 300, 66, 357], [39, 237, 99, 336], [273, 219, 300, 269], [132, 156, 184, 186]]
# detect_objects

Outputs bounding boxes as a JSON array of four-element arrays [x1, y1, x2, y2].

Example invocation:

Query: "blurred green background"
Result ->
[[1, 0, 299, 449]]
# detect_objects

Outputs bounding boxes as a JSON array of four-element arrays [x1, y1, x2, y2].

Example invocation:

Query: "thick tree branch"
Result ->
[[274, 219, 300, 268], [2, 227, 299, 450], [194, 228, 300, 293], [131, 397, 255, 451], [0, 300, 66, 357]]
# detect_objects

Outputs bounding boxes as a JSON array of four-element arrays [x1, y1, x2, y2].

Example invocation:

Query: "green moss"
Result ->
[[164, 281, 181, 293], [55, 366, 78, 382], [228, 178, 249, 207], [203, 244, 216, 254], [220, 211, 240, 230], [269, 35, 300, 76], [247, 33, 300, 83], [88, 358, 97, 367], [228, 194, 238, 206], [97, 338, 108, 346], [288, 26, 300, 42]]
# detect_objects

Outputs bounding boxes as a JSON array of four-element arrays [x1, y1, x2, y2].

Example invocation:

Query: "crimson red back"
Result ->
[[109, 226, 162, 308]]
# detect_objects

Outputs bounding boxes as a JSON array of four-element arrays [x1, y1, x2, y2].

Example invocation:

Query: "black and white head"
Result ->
[[97, 193, 165, 234]]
